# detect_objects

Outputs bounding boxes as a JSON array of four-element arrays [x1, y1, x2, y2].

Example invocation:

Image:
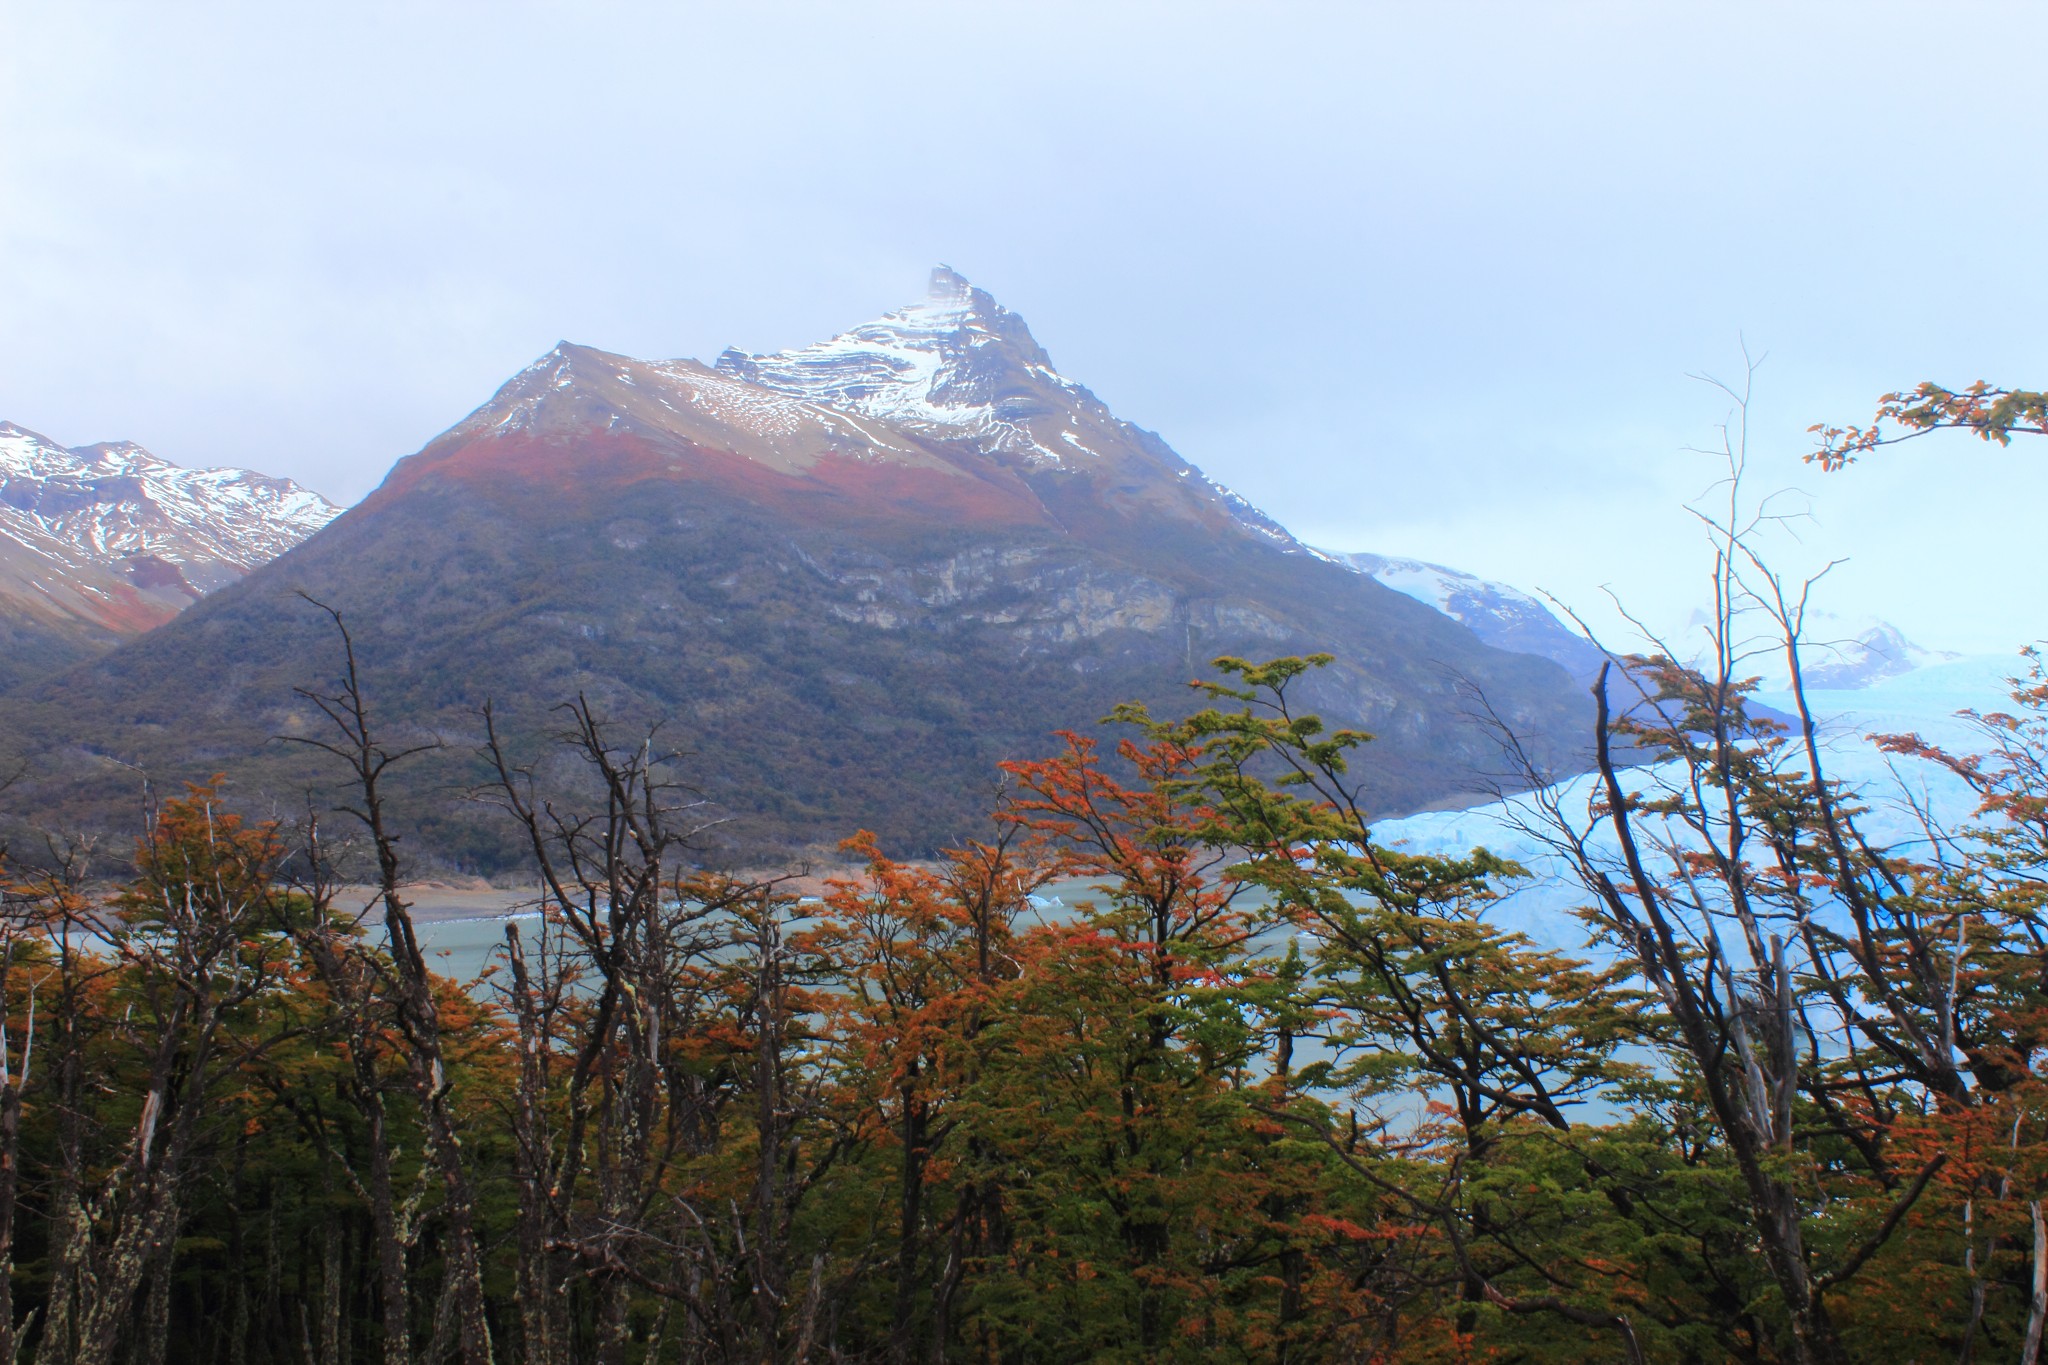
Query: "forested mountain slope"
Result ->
[[0, 271, 1589, 865]]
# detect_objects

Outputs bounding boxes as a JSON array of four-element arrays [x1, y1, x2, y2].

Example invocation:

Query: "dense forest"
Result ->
[[0, 390, 2044, 1364]]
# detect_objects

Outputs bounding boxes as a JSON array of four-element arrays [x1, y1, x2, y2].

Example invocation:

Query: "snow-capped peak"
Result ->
[[1334, 552, 1548, 618], [713, 266, 1080, 459], [429, 272, 1306, 555], [708, 272, 1316, 550], [0, 421, 340, 593], [1327, 549, 1603, 677], [1787, 613, 1958, 691]]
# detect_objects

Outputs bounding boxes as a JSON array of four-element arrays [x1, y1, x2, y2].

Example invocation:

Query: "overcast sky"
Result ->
[[3, 2, 2043, 653]]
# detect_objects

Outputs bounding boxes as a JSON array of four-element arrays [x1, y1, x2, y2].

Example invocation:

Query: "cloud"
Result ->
[[2, 1, 2043, 650]]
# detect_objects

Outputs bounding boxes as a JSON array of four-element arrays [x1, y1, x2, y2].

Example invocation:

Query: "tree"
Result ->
[[1109, 657, 1659, 1360], [962, 732, 1385, 1360], [484, 696, 846, 1363], [1488, 371, 2048, 1362], [47, 787, 289, 1365], [1811, 380, 2048, 468], [808, 816, 1051, 1362], [288, 600, 494, 1365]]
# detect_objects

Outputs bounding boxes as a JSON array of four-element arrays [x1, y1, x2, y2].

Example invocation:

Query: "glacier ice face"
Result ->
[[1374, 652, 2024, 958]]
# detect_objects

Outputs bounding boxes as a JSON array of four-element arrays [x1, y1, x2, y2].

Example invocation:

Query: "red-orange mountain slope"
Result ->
[[0, 271, 1591, 867]]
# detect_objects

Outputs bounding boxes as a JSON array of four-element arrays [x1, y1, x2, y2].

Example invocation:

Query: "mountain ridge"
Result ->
[[1, 271, 1593, 867], [1327, 550, 1605, 679], [0, 422, 338, 689]]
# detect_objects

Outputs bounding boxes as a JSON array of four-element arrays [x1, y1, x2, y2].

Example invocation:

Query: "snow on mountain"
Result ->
[[1670, 608, 1958, 692], [714, 267, 1304, 548], [1784, 613, 1959, 691], [1329, 549, 1959, 695], [715, 266, 1069, 452], [0, 421, 338, 594], [1328, 544, 1960, 693], [1326, 550, 1603, 677], [5, 271, 1601, 863], [445, 344, 944, 475], [1334, 552, 1545, 617]]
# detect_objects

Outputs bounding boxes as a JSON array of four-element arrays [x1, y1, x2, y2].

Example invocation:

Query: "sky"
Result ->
[[3, 2, 2044, 653]]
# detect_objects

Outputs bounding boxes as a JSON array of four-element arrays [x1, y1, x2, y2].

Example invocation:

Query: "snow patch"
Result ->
[[0, 421, 340, 588]]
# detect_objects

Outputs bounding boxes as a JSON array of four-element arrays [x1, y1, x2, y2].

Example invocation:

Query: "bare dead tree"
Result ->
[[482, 697, 740, 1362], [286, 597, 493, 1365], [1487, 364, 1964, 1364], [266, 807, 425, 1365], [480, 696, 845, 1363], [24, 835, 105, 1365]]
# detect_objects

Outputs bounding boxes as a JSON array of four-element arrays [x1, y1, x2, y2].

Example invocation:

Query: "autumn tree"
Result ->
[[32, 788, 291, 1365], [807, 816, 1051, 1361], [1106, 656, 1662, 1360], [1811, 380, 2048, 468], [930, 731, 1383, 1360]]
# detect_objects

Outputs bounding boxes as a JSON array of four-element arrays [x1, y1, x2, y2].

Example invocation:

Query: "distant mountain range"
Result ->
[[1781, 613, 1959, 691], [0, 423, 337, 689], [1325, 552, 1605, 679], [1329, 559, 1972, 699], [1, 269, 1601, 866]]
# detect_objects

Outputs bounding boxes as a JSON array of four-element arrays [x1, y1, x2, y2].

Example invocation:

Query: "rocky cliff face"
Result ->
[[0, 423, 338, 689], [2, 271, 1592, 865]]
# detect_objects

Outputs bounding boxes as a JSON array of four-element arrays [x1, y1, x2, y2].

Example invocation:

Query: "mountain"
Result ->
[[1667, 606, 1959, 692], [0, 423, 338, 689], [1327, 551, 1604, 679], [1, 270, 1592, 867], [1787, 615, 1958, 691], [711, 266, 1300, 547]]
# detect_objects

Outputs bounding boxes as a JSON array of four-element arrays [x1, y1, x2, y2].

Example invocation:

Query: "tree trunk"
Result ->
[[320, 1199, 343, 1365], [0, 1064, 24, 1365], [73, 1182, 184, 1365], [227, 1140, 250, 1365], [32, 1000, 87, 1365], [927, 1193, 970, 1365], [30, 1188, 83, 1365], [140, 1211, 175, 1365], [594, 1278, 631, 1365], [504, 925, 561, 1365], [363, 1099, 409, 1365], [2023, 1200, 2047, 1365], [752, 915, 785, 1365], [890, 1088, 925, 1364]]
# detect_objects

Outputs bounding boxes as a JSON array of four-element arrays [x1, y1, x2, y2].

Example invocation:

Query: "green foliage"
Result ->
[[0, 647, 2042, 1362], [1811, 380, 2048, 467]]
